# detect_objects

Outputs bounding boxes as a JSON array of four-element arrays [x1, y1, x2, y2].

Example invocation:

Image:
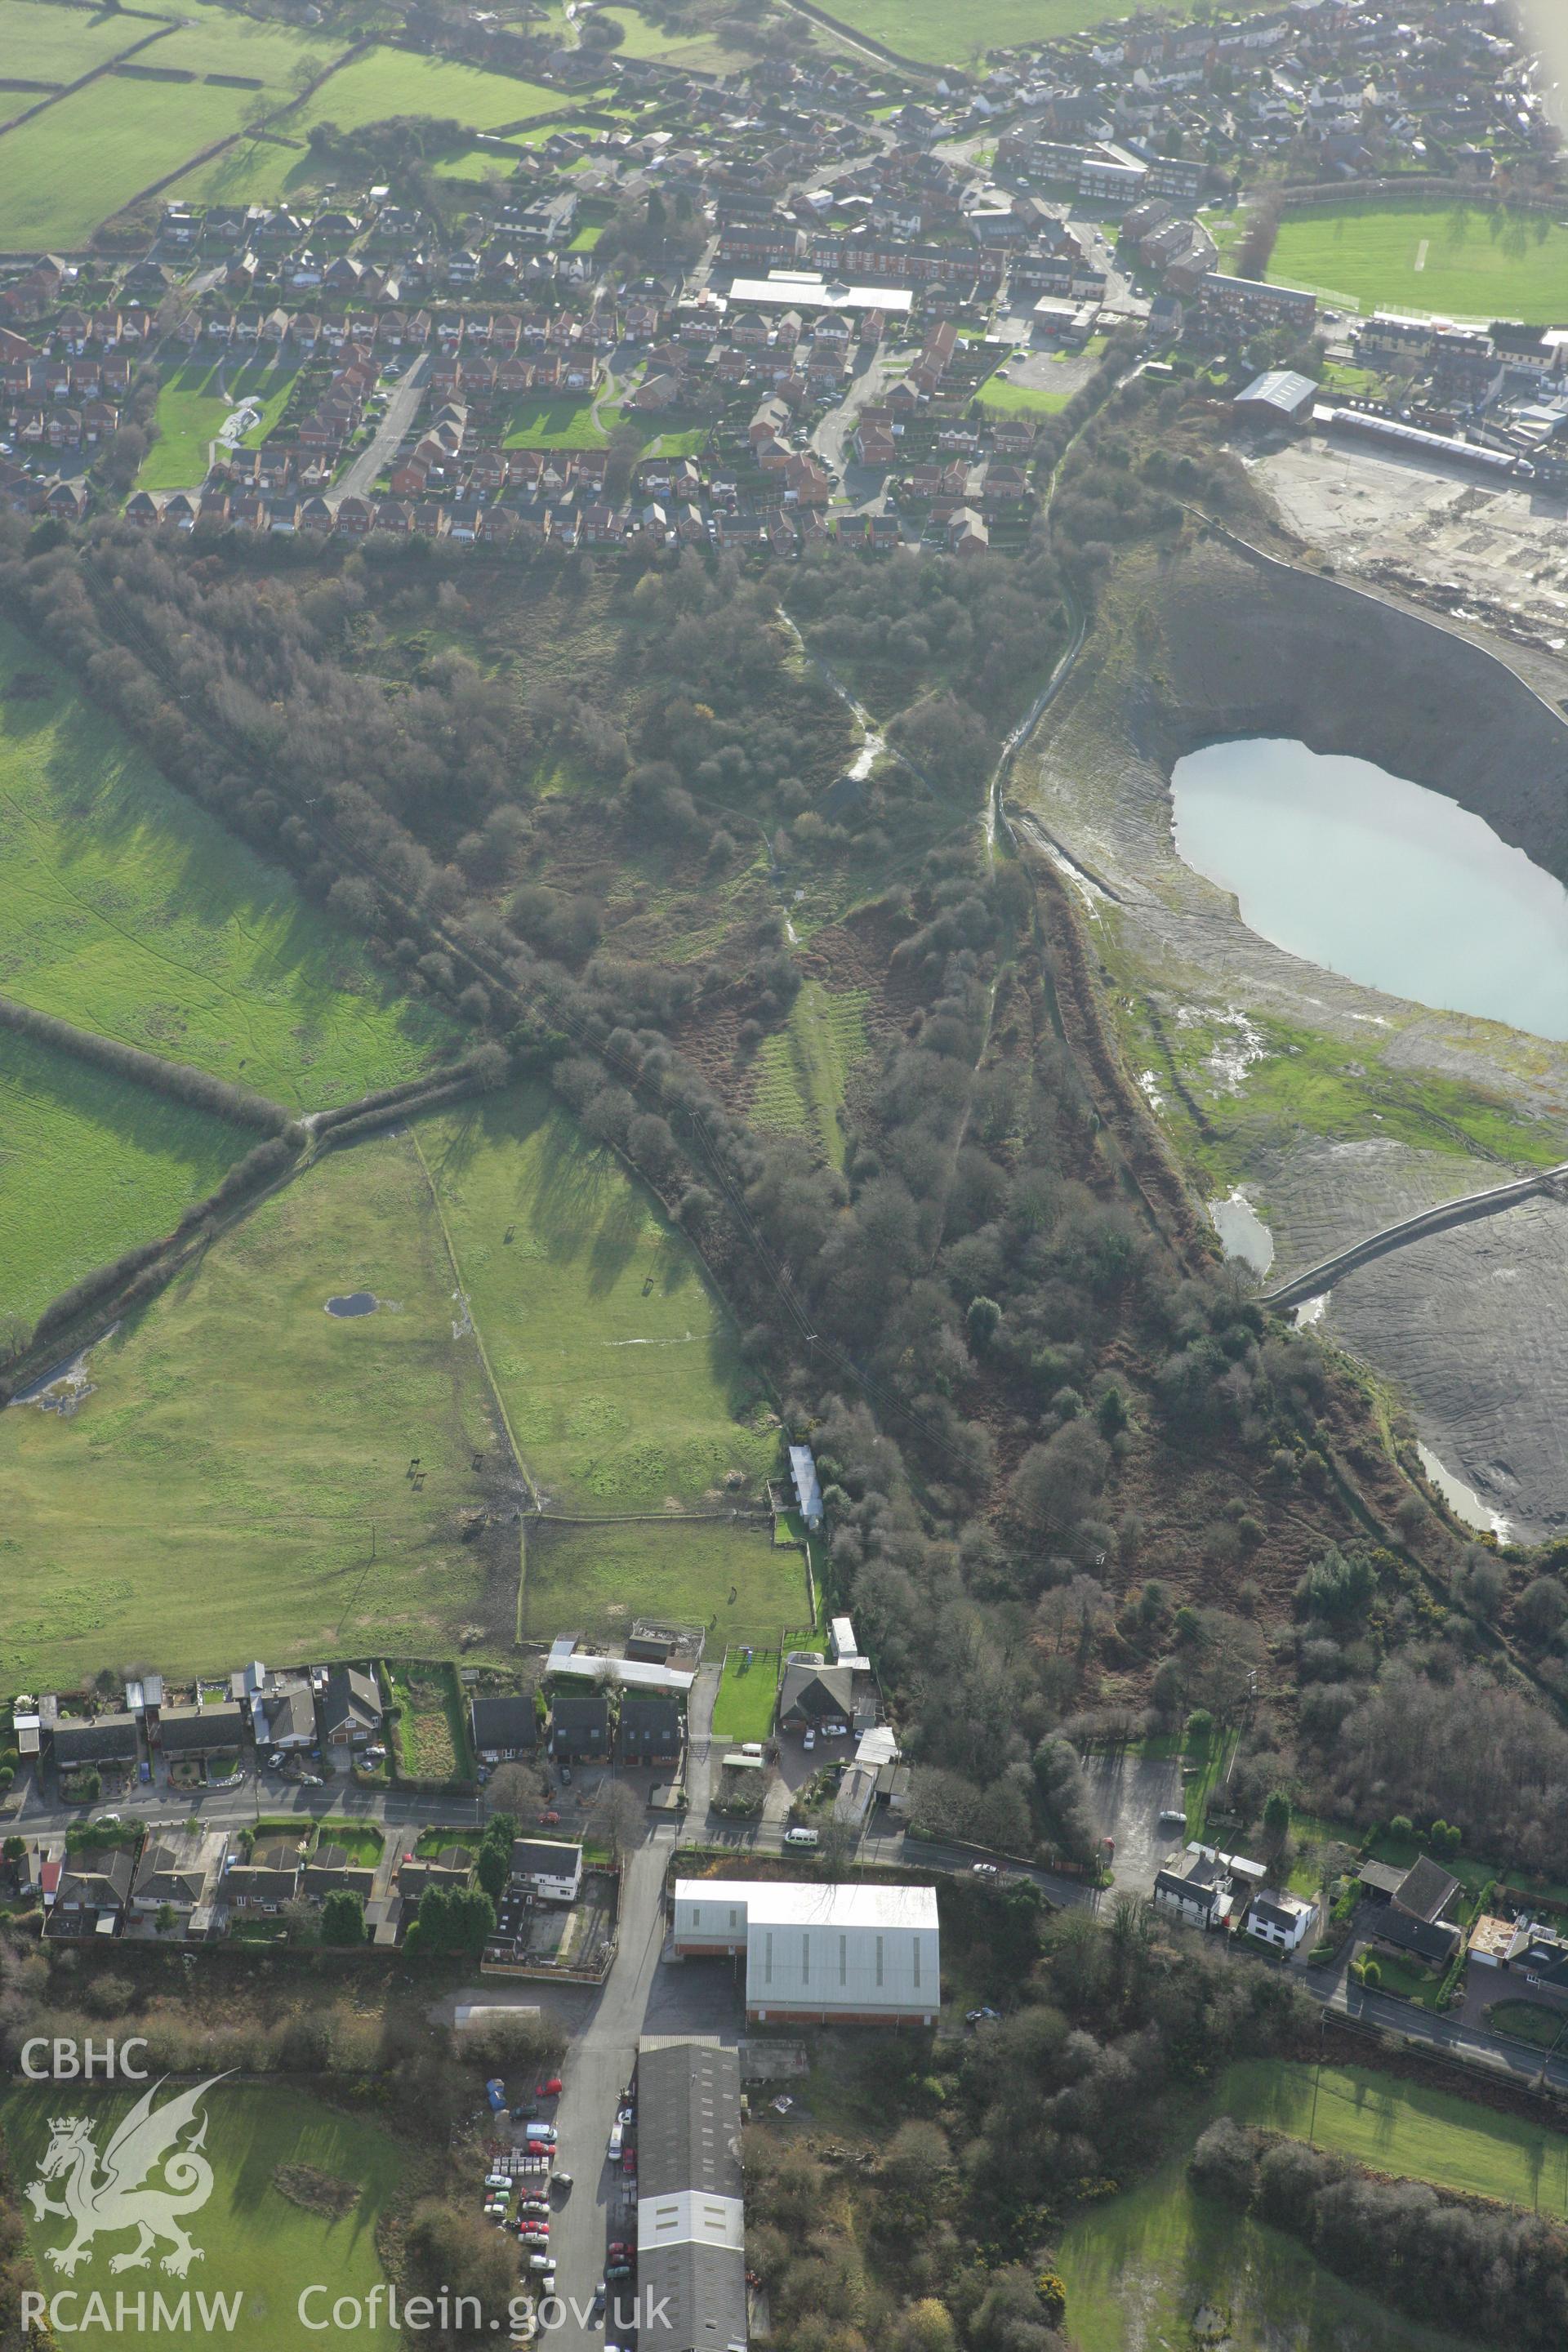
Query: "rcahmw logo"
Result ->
[[22, 2074, 228, 2284]]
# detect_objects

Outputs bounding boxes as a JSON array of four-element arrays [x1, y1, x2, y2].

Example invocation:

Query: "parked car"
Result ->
[[528, 2253, 554, 2274], [608, 2243, 630, 2261], [560, 1766, 572, 1784], [1159, 1808, 1187, 1829], [538, 1811, 562, 1827], [608, 2122, 624, 2161], [591, 2284, 607, 2323], [621, 2150, 636, 2176], [537, 2078, 563, 2098], [965, 2007, 1001, 2025], [512, 2104, 537, 2122], [803, 1731, 816, 1750], [607, 2264, 633, 2283], [784, 1827, 819, 1850], [971, 1863, 999, 1880]]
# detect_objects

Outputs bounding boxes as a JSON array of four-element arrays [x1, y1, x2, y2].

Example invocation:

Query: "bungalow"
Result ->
[[617, 1690, 683, 1767], [549, 1693, 610, 1762], [225, 1837, 303, 1913], [153, 1704, 246, 1767], [50, 1848, 134, 1938], [509, 1838, 584, 1904], [470, 1694, 537, 1762], [1361, 1855, 1463, 1965], [131, 1829, 225, 1919], [52, 1713, 139, 1776], [321, 1666, 381, 1749], [397, 1849, 472, 1900], [302, 1846, 376, 1904], [777, 1659, 853, 1734], [252, 1671, 315, 1753]]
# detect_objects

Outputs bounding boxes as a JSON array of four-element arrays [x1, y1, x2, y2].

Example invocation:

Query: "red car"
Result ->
[[537, 1811, 561, 1827], [621, 2151, 636, 2176], [537, 2078, 564, 2099], [608, 2244, 630, 2261]]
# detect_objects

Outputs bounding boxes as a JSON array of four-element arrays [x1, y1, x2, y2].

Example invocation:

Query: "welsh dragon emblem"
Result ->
[[26, 2075, 225, 2276]]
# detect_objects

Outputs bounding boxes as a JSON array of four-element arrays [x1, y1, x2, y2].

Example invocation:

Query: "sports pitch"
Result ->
[[1268, 201, 1568, 324]]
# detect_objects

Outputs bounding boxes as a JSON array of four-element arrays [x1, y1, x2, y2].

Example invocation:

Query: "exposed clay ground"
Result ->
[[1012, 517, 1568, 1533]]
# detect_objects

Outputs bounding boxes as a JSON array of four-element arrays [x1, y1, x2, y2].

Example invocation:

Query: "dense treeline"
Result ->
[[1192, 2118, 1568, 2348], [744, 1885, 1307, 2352], [0, 991, 292, 1134]]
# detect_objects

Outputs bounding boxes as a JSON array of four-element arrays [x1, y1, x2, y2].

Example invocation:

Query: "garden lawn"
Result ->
[[0, 1023, 247, 1327], [1218, 2060, 1568, 2216], [501, 391, 607, 448], [313, 1817, 385, 1865], [287, 44, 569, 136], [812, 0, 1281, 65], [523, 1521, 808, 1648], [0, 0, 158, 82], [139, 353, 299, 491], [414, 1083, 778, 1510], [0, 71, 269, 246], [1268, 201, 1568, 324], [0, 620, 452, 1107], [0, 1132, 501, 1688], [0, 2080, 404, 2350], [1486, 1999, 1565, 2052], [711, 1646, 781, 1743]]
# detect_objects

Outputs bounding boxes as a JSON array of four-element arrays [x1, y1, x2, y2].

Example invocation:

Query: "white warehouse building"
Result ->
[[671, 1878, 939, 2025]]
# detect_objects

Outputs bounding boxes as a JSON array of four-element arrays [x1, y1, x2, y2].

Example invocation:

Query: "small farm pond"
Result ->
[[324, 1292, 379, 1317], [1170, 737, 1568, 1040]]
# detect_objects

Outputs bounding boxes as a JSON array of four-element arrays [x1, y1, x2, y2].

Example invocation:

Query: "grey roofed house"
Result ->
[[1392, 1855, 1461, 1924], [776, 1660, 853, 1729], [1366, 1853, 1463, 1964], [258, 1679, 316, 1748], [617, 1689, 684, 1764], [52, 1713, 139, 1769], [637, 2037, 746, 2352], [225, 1861, 301, 1907], [302, 1851, 376, 1902], [156, 1703, 245, 1755], [470, 1692, 537, 1759], [1152, 1846, 1230, 1925], [320, 1665, 381, 1744], [398, 1854, 472, 1899], [132, 1833, 213, 1909], [549, 1691, 610, 1758], [54, 1848, 135, 1914]]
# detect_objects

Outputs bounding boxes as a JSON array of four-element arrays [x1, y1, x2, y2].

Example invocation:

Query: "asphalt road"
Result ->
[[337, 352, 430, 498]]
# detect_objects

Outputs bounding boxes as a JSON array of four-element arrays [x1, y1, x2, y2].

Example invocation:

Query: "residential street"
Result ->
[[336, 350, 430, 498]]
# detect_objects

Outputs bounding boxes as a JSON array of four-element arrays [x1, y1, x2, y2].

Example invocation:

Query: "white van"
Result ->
[[740, 1743, 764, 1758], [608, 2121, 624, 2161], [784, 1827, 820, 1849]]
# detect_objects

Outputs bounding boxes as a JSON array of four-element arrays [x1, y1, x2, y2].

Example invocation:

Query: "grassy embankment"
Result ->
[[751, 981, 871, 1169]]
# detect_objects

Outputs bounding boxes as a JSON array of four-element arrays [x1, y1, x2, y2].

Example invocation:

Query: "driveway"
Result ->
[[1083, 1748, 1185, 1894], [336, 351, 429, 498]]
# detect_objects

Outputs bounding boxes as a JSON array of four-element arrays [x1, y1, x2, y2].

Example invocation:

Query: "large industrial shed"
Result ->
[[637, 2037, 747, 2352], [671, 1879, 940, 2025]]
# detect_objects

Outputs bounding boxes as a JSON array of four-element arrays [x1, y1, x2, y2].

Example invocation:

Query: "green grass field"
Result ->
[[288, 42, 568, 136], [138, 354, 299, 492], [711, 1645, 781, 1742], [1058, 2145, 1468, 2352], [1268, 201, 1568, 324], [808, 0, 1277, 65], [523, 1520, 808, 1646], [501, 392, 608, 450], [0, 0, 159, 82], [0, 620, 451, 1107], [170, 131, 318, 207], [1, 2081, 405, 2349], [750, 980, 869, 1169], [974, 369, 1073, 417], [1219, 2060, 1568, 2216], [0, 70, 270, 246], [146, 6, 347, 93], [415, 1084, 778, 1510], [0, 1133, 501, 1688], [0, 1022, 247, 1327]]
